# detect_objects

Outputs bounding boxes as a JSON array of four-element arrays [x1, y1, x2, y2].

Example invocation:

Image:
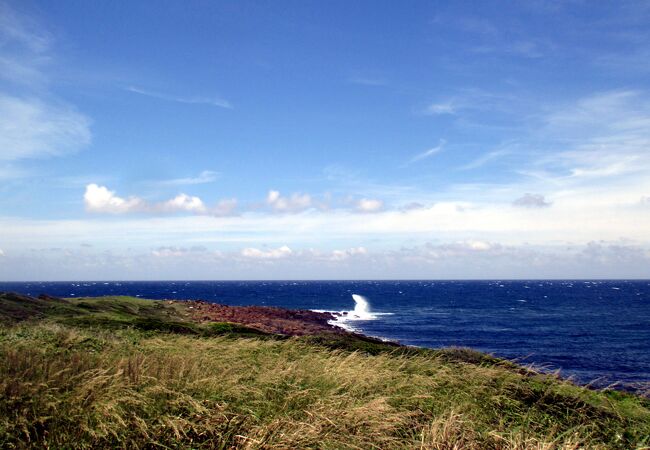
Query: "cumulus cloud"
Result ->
[[162, 194, 207, 214], [84, 185, 390, 217], [417, 241, 497, 259], [83, 184, 237, 216], [266, 190, 312, 212], [6, 239, 649, 280], [513, 193, 551, 208], [84, 184, 144, 214], [400, 202, 426, 211], [151, 246, 188, 258], [465, 240, 492, 251], [65, 184, 650, 245], [151, 246, 211, 258], [0, 248, 4, 256], [241, 245, 293, 259], [213, 198, 238, 216], [329, 247, 367, 261], [240, 246, 367, 262], [355, 198, 384, 213]]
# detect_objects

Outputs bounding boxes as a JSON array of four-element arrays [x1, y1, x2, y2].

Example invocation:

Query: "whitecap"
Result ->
[[314, 294, 392, 332]]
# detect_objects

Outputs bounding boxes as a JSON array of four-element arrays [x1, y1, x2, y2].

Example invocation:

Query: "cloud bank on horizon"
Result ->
[[0, 0, 649, 280]]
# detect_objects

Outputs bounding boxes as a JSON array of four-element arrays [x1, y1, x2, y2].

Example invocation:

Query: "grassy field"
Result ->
[[1, 293, 649, 449]]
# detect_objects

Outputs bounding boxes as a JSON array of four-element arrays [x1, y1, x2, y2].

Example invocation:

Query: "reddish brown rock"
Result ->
[[179, 300, 344, 336]]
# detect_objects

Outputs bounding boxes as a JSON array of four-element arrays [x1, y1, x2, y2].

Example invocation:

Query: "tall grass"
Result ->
[[1, 322, 648, 449]]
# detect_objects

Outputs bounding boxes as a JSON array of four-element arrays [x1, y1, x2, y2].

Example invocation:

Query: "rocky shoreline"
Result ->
[[178, 299, 344, 336]]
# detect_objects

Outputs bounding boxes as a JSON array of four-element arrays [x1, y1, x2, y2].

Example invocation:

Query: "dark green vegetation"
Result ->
[[1, 293, 649, 449]]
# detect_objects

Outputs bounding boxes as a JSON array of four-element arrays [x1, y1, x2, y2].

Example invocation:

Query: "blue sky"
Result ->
[[1, 0, 650, 280]]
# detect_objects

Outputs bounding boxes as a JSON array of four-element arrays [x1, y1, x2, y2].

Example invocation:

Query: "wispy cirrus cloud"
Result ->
[[459, 149, 509, 170], [433, 12, 555, 59], [0, 2, 51, 86], [126, 86, 232, 109], [405, 140, 446, 165], [529, 90, 650, 185], [424, 102, 456, 115], [156, 170, 220, 186], [347, 77, 387, 87], [0, 3, 92, 165], [0, 94, 91, 161]]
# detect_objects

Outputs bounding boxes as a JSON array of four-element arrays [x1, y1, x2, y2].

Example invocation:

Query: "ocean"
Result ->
[[1, 280, 649, 390]]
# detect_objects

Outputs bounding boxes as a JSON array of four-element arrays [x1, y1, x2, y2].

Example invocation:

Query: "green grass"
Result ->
[[1, 293, 649, 449]]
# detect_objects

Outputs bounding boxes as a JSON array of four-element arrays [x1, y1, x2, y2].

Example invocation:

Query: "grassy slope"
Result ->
[[0, 294, 649, 449]]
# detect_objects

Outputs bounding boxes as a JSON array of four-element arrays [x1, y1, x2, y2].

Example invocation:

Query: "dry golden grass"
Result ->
[[1, 321, 648, 449]]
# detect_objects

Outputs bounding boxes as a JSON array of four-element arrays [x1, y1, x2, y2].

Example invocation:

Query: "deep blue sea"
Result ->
[[2, 280, 649, 390]]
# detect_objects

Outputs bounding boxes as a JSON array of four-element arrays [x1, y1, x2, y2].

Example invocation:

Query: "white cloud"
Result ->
[[0, 3, 50, 53], [536, 90, 650, 183], [406, 140, 446, 165], [126, 86, 232, 109], [329, 246, 367, 261], [348, 77, 387, 86], [4, 239, 650, 280], [473, 40, 548, 59], [0, 4, 92, 164], [151, 247, 188, 258], [162, 194, 207, 214], [157, 170, 219, 186], [459, 150, 509, 170], [465, 240, 492, 251], [0, 2, 50, 86], [425, 102, 455, 115], [266, 190, 312, 212], [0, 94, 91, 161], [213, 198, 238, 216], [0, 162, 29, 180], [84, 184, 144, 214], [0, 54, 47, 86], [513, 193, 551, 208], [241, 245, 293, 259], [422, 90, 523, 126], [59, 181, 650, 247], [83, 184, 238, 216], [355, 198, 384, 213], [151, 246, 212, 258], [0, 248, 4, 257]]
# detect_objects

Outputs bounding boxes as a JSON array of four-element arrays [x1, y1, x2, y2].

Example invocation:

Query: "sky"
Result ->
[[1, 0, 650, 280]]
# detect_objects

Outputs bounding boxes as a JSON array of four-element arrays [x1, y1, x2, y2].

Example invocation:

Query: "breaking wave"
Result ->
[[315, 294, 392, 332]]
